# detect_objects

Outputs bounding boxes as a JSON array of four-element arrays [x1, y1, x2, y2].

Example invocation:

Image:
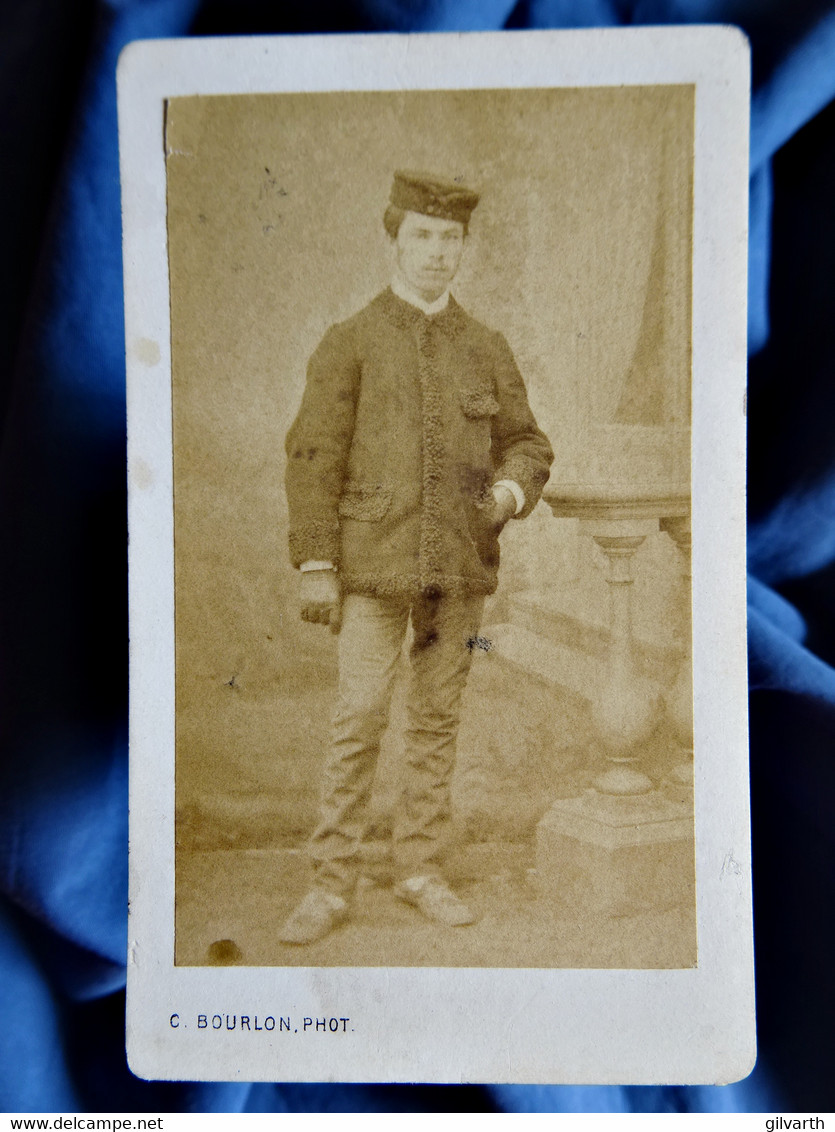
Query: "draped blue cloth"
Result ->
[[2, 0, 834, 1113]]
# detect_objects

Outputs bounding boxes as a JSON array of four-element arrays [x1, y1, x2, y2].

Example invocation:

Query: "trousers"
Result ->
[[310, 591, 485, 895]]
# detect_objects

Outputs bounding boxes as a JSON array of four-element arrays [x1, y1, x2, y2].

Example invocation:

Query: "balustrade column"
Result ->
[[581, 520, 663, 795], [535, 487, 694, 916]]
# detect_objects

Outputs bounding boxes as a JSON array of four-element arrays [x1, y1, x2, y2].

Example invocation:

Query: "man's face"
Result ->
[[393, 210, 466, 302]]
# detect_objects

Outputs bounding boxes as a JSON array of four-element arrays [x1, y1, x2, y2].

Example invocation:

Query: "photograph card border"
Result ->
[[119, 26, 753, 1085]]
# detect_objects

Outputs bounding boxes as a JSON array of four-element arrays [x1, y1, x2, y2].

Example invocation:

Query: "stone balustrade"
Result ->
[[531, 482, 694, 915]]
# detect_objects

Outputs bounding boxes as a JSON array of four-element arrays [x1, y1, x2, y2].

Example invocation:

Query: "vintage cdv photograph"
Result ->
[[120, 28, 753, 1084], [169, 84, 696, 970]]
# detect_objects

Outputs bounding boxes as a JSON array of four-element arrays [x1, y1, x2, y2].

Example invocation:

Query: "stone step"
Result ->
[[507, 590, 682, 685], [482, 620, 669, 710], [481, 622, 602, 706]]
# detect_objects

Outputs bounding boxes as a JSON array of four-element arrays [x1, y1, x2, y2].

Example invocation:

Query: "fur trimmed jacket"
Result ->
[[285, 288, 554, 599]]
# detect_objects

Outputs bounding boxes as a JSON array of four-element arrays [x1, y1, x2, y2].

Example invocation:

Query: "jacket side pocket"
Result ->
[[459, 388, 499, 419], [338, 482, 393, 521]]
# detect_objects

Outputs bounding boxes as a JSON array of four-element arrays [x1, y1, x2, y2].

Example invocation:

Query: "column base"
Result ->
[[535, 788, 694, 916]]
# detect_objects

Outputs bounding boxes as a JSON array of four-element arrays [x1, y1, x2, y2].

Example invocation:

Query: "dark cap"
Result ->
[[389, 170, 480, 225]]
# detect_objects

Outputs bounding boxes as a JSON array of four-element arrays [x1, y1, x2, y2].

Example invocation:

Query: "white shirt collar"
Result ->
[[391, 274, 450, 316]]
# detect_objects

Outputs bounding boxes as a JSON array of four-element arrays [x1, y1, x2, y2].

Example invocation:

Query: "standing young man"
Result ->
[[281, 171, 553, 944]]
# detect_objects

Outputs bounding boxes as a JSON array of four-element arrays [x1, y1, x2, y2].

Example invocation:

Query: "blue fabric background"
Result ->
[[1, 0, 834, 1114]]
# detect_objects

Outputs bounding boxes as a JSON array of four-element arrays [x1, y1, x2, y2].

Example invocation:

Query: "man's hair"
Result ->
[[383, 204, 469, 239]]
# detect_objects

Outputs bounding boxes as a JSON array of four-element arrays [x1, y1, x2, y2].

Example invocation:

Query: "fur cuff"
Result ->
[[289, 519, 341, 569]]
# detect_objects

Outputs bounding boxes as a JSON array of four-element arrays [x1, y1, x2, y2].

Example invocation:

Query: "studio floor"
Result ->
[[175, 845, 697, 969]]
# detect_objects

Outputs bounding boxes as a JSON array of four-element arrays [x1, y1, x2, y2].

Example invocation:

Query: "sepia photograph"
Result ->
[[166, 85, 697, 970], [121, 28, 752, 1083]]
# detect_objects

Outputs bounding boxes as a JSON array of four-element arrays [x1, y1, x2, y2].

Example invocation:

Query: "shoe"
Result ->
[[394, 875, 477, 926], [278, 888, 349, 945]]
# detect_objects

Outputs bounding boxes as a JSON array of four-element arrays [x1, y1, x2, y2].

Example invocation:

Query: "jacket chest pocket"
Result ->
[[338, 482, 393, 521], [459, 387, 499, 420]]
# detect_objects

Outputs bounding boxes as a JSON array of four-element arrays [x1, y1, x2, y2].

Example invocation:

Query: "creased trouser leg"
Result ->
[[393, 593, 485, 879], [309, 594, 408, 895]]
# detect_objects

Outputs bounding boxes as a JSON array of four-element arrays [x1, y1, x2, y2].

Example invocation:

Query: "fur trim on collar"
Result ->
[[374, 287, 467, 339]]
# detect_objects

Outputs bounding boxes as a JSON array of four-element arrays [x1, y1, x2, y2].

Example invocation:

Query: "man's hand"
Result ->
[[490, 483, 517, 529], [300, 569, 342, 633]]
